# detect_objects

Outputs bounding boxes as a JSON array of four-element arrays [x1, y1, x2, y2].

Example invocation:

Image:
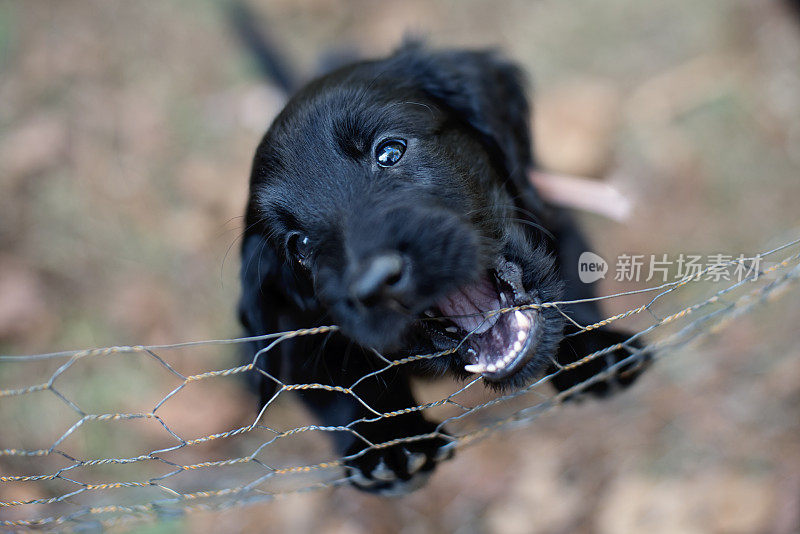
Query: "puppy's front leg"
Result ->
[[287, 337, 453, 495]]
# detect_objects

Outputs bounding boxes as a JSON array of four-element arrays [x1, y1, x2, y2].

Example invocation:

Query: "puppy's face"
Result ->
[[246, 48, 563, 386]]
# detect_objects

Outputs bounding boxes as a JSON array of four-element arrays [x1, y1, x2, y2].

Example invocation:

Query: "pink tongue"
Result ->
[[437, 276, 502, 334]]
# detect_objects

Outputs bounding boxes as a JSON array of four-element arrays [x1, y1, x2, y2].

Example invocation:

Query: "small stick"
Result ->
[[529, 170, 633, 222]]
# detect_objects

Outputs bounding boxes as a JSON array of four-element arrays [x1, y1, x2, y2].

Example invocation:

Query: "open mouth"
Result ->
[[423, 260, 540, 381]]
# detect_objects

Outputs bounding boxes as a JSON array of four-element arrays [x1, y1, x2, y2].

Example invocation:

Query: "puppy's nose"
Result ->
[[350, 253, 407, 304]]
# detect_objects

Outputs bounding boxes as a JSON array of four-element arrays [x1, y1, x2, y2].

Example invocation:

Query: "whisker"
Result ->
[[221, 215, 272, 284]]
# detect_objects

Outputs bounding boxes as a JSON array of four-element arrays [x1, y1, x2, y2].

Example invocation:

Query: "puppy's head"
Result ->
[[244, 43, 564, 387]]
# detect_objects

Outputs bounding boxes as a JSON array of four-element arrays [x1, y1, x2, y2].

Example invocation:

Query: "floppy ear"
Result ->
[[238, 233, 285, 402], [393, 43, 538, 202]]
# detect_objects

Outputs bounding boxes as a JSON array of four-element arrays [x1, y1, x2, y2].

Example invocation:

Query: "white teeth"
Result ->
[[462, 310, 533, 376], [500, 292, 507, 304], [445, 326, 458, 333]]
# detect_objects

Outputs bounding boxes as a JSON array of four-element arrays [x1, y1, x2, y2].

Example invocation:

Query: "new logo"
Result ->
[[578, 252, 608, 283]]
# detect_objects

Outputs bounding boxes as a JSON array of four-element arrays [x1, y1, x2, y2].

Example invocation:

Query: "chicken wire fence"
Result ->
[[2, 235, 800, 532]]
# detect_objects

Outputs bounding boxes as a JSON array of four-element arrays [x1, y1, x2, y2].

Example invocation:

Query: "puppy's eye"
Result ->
[[287, 232, 312, 266], [375, 139, 406, 167]]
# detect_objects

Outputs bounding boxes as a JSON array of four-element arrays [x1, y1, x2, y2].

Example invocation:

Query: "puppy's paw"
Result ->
[[576, 346, 651, 399], [344, 425, 454, 495], [551, 328, 652, 400]]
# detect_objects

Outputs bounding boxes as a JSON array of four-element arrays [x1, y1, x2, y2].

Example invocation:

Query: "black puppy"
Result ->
[[239, 42, 648, 494]]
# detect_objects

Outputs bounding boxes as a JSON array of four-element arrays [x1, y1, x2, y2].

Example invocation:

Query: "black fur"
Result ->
[[239, 42, 650, 494]]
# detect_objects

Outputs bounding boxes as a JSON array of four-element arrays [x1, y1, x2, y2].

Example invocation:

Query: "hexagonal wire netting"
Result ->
[[1, 236, 799, 531]]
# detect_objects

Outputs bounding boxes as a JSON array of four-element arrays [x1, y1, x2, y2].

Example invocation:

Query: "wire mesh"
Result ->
[[1, 235, 799, 532]]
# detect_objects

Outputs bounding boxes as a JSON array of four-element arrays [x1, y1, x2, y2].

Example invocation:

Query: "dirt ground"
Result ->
[[1, 1, 800, 533]]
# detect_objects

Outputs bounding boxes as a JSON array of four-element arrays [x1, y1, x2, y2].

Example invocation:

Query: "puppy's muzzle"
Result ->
[[318, 204, 481, 350], [348, 252, 410, 307]]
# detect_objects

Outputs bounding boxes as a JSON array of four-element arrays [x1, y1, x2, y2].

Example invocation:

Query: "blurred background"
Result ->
[[1, 1, 800, 532]]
